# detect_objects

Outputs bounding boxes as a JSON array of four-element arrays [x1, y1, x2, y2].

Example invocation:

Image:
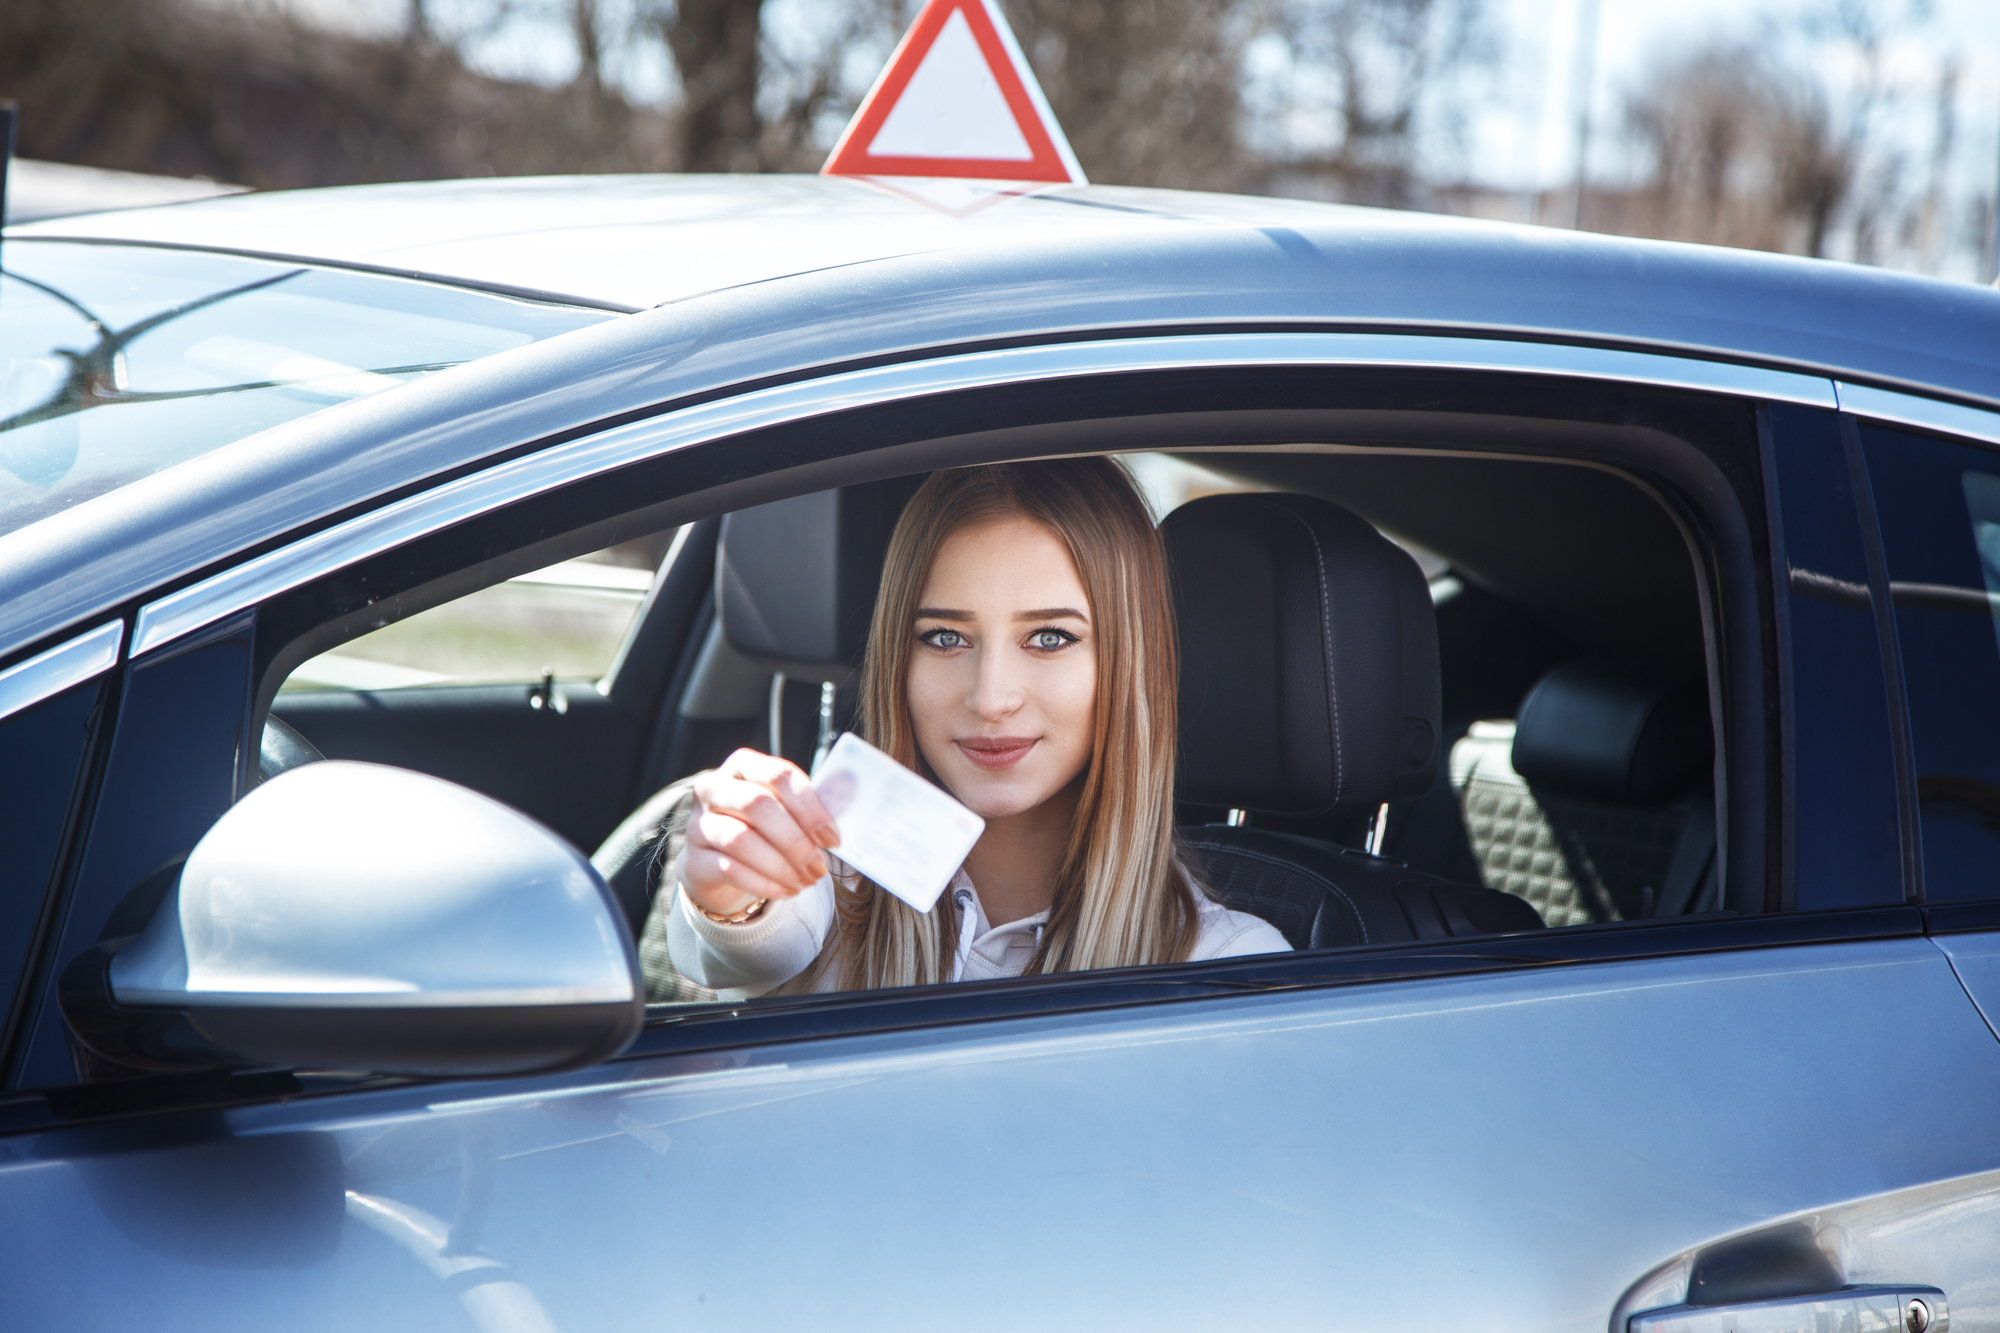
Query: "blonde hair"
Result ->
[[797, 458, 1202, 992]]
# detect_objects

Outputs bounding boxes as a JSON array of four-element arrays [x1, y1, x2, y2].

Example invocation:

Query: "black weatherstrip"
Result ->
[[1755, 407, 1800, 911], [1840, 414, 1926, 901]]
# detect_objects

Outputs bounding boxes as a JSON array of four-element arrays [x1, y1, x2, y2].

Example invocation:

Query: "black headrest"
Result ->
[[717, 479, 921, 682], [1511, 662, 1711, 801], [1166, 493, 1441, 815]]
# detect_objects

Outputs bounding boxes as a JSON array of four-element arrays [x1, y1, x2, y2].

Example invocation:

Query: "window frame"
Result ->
[[1837, 400, 2000, 914], [2, 328, 1872, 1107], [245, 359, 1769, 941]]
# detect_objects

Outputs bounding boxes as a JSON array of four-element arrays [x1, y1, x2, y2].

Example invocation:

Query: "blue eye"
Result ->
[[921, 629, 968, 650], [1030, 629, 1075, 651]]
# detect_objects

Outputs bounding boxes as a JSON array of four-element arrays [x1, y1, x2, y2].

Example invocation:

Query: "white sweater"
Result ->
[[666, 864, 1291, 998]]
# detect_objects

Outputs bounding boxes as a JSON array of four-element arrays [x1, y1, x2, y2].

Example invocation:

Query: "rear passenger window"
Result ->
[[1767, 405, 1904, 910], [1861, 422, 2000, 901]]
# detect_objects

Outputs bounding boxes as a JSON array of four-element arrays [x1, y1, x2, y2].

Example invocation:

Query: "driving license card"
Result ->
[[812, 732, 984, 913]]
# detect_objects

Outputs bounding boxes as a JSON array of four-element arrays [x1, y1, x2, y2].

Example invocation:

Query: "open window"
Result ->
[[248, 375, 1741, 1013]]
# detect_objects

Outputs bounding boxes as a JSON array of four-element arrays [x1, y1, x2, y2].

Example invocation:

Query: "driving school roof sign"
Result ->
[[821, 0, 1086, 184]]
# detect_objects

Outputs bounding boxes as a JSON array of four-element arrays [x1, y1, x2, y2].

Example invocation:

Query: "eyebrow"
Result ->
[[913, 606, 1089, 622]]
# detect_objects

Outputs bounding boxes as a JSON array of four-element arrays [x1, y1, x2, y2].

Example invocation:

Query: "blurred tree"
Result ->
[[660, 0, 766, 170], [1618, 42, 1850, 255], [1255, 0, 1491, 207], [1906, 57, 1958, 271], [574, 0, 607, 97], [1003, 0, 1256, 191], [0, 0, 674, 187], [1610, 1, 1947, 267]]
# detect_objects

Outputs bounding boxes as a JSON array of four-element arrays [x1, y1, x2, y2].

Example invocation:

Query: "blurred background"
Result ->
[[3, 0, 1997, 278]]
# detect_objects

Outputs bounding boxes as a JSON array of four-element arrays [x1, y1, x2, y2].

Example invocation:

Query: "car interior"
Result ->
[[261, 438, 1725, 1004]]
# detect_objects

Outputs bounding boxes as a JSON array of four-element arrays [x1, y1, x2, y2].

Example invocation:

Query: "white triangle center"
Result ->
[[865, 9, 1034, 162]]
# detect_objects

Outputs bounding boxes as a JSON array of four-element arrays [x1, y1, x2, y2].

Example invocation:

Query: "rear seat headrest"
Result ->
[[1165, 493, 1441, 815], [1511, 662, 1711, 801], [717, 479, 922, 682]]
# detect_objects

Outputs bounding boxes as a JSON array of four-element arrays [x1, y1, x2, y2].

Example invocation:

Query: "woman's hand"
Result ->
[[682, 748, 842, 919]]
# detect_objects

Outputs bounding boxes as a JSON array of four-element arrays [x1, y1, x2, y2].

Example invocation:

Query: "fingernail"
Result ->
[[818, 826, 840, 848]]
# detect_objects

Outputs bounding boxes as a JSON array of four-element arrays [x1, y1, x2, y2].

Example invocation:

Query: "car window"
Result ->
[[1766, 405, 1904, 910], [594, 448, 1716, 1007], [0, 240, 608, 539], [1860, 422, 2000, 901], [275, 449, 1718, 962], [24, 361, 1764, 1102], [0, 680, 105, 1043], [1124, 452, 1263, 519], [280, 533, 675, 692]]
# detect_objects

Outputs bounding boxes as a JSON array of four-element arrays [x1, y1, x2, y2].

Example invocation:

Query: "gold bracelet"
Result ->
[[692, 890, 769, 925]]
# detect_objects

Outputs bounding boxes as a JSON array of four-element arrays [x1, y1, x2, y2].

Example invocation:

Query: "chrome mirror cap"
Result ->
[[100, 761, 642, 1077]]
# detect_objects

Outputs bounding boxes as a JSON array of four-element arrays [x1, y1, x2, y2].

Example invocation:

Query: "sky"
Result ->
[[1481, 0, 2000, 193]]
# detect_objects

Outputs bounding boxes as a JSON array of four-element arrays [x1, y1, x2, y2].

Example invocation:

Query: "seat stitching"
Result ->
[[1186, 838, 1367, 944], [1242, 496, 1342, 803]]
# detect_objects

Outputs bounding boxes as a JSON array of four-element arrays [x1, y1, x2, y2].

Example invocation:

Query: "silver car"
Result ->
[[2, 174, 2000, 1333]]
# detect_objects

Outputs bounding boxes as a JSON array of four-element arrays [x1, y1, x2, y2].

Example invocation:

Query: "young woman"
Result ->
[[662, 458, 1289, 996]]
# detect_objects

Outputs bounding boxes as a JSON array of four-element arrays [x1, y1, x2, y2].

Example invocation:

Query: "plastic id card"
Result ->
[[812, 732, 985, 913]]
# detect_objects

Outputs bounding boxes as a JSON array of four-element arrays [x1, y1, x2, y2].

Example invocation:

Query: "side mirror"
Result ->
[[62, 762, 643, 1078]]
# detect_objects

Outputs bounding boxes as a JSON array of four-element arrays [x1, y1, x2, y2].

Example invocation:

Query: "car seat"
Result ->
[[1164, 493, 1544, 948], [713, 480, 923, 766], [595, 481, 918, 1000], [1448, 662, 1717, 924]]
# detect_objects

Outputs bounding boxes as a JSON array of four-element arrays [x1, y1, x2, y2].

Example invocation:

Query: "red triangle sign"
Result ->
[[822, 0, 1085, 184]]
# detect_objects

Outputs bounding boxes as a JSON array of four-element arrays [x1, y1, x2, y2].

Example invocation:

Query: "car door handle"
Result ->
[[1630, 1286, 1947, 1333]]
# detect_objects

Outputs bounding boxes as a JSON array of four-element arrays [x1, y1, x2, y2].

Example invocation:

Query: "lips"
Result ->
[[955, 736, 1037, 771]]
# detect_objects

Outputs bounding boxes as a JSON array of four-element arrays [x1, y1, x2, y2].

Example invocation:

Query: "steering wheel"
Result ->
[[258, 715, 326, 782]]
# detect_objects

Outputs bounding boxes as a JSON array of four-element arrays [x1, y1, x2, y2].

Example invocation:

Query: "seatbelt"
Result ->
[[1654, 794, 1717, 918], [951, 886, 978, 982]]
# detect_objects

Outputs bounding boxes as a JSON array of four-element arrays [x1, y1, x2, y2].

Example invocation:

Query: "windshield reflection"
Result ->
[[0, 241, 608, 537]]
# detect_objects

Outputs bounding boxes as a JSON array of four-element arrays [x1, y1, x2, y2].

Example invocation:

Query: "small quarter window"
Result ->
[[0, 680, 103, 1042]]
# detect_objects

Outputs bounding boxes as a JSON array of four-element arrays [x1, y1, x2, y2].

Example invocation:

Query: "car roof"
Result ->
[[9, 174, 1360, 311], [19, 173, 1997, 404]]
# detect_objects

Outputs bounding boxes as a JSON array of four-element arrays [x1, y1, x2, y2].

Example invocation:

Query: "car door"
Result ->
[[4, 339, 2000, 1333]]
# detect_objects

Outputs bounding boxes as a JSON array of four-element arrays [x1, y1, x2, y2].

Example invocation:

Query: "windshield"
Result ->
[[0, 240, 610, 537]]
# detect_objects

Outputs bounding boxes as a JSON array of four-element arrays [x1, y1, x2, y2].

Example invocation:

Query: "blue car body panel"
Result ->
[[4, 940, 1999, 1331]]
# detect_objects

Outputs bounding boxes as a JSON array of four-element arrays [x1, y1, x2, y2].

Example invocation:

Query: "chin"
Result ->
[[947, 774, 1056, 821]]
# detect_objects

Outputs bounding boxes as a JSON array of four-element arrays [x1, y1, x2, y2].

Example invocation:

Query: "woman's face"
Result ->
[[907, 516, 1097, 821]]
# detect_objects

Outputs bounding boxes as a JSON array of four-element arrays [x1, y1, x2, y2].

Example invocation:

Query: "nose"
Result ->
[[966, 643, 1025, 721]]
